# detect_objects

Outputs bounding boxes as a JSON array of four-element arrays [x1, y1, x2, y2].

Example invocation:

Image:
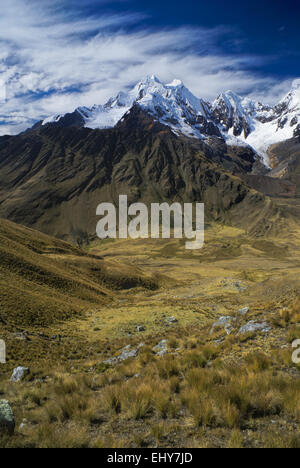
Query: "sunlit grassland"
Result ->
[[1, 221, 300, 447]]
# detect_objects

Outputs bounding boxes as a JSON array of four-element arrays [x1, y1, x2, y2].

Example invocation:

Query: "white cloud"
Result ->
[[0, 0, 296, 134]]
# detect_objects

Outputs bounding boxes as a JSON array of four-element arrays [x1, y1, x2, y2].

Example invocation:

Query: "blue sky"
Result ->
[[131, 0, 300, 68], [0, 0, 299, 134]]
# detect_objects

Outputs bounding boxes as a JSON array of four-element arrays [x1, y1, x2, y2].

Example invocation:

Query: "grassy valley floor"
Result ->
[[0, 223, 300, 448]]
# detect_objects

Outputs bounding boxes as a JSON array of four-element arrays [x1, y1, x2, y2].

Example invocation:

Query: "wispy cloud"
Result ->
[[0, 0, 295, 134]]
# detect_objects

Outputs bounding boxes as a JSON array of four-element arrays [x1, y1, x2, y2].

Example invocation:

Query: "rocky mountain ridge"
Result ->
[[40, 76, 300, 165]]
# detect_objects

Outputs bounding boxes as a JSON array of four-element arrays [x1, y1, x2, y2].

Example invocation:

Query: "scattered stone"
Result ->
[[19, 419, 28, 431], [153, 339, 167, 350], [157, 349, 168, 357], [11, 367, 30, 383], [210, 316, 236, 335], [0, 400, 15, 434], [103, 344, 140, 366], [153, 340, 168, 356], [235, 282, 247, 292], [238, 321, 271, 335], [214, 338, 225, 344], [122, 345, 131, 351], [13, 332, 29, 342], [220, 279, 247, 292], [103, 357, 117, 366], [119, 346, 138, 361], [137, 326, 145, 332], [225, 325, 234, 335], [34, 379, 44, 384], [165, 317, 178, 324], [238, 307, 250, 316]]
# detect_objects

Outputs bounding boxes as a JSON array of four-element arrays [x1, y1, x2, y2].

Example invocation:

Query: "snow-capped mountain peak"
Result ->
[[41, 76, 300, 167], [132, 75, 165, 98], [42, 75, 220, 139], [215, 90, 242, 107], [167, 79, 183, 87], [212, 90, 254, 140], [278, 81, 300, 113]]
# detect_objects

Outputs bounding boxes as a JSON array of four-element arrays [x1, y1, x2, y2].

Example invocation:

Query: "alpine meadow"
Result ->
[[0, 0, 300, 451]]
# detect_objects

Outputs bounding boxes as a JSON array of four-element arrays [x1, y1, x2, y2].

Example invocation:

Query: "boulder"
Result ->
[[11, 366, 30, 383], [103, 357, 118, 366], [165, 317, 178, 324], [19, 419, 28, 432], [153, 340, 168, 356], [238, 321, 271, 335], [0, 400, 15, 434], [119, 347, 138, 361], [238, 307, 249, 316], [210, 316, 236, 335], [234, 282, 247, 292], [103, 344, 141, 366], [157, 349, 168, 357], [13, 332, 29, 341]]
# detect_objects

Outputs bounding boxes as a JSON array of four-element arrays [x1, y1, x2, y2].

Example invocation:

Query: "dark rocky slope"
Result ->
[[0, 107, 280, 242]]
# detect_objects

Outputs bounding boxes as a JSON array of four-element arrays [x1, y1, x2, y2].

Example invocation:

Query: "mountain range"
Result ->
[[39, 75, 300, 166], [0, 76, 299, 243]]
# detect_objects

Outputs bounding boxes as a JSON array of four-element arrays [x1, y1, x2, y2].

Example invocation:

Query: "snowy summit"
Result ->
[[42, 76, 300, 166]]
